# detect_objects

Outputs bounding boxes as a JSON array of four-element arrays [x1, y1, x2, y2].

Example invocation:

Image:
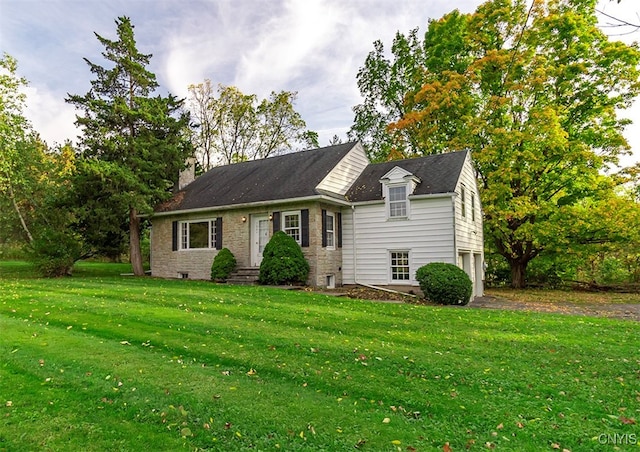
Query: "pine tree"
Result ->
[[67, 17, 190, 275]]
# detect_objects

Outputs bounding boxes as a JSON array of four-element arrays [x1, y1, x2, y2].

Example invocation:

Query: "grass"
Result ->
[[1, 262, 639, 451]]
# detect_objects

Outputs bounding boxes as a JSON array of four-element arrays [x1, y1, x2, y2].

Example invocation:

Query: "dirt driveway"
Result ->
[[468, 295, 640, 322]]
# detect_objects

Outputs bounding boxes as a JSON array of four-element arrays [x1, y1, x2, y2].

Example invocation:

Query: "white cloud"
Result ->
[[2, 0, 639, 163], [22, 85, 78, 147], [234, 0, 346, 95]]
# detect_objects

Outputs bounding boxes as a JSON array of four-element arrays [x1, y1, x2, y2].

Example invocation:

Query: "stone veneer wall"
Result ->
[[150, 201, 344, 287], [307, 202, 343, 287]]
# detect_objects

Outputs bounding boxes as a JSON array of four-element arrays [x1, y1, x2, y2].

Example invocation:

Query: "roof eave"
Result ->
[[145, 193, 352, 218], [409, 192, 457, 200]]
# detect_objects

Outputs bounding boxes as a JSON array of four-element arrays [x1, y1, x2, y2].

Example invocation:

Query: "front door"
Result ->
[[251, 215, 270, 266]]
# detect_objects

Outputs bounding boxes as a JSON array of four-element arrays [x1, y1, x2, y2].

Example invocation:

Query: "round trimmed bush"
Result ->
[[259, 231, 309, 285], [210, 247, 237, 281], [415, 262, 472, 305]]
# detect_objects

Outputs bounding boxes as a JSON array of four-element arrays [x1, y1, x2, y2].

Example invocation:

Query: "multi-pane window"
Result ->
[[326, 213, 335, 248], [180, 220, 215, 249], [283, 211, 301, 244], [390, 251, 410, 281], [388, 186, 407, 218], [460, 185, 467, 218], [471, 192, 476, 222]]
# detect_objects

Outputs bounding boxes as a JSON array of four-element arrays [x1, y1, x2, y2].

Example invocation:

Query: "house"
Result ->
[[150, 141, 484, 296]]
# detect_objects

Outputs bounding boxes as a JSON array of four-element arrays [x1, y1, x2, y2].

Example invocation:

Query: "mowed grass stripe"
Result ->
[[1, 265, 639, 451], [1, 312, 432, 450]]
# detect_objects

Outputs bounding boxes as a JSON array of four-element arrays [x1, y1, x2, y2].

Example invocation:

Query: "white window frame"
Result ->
[[471, 191, 476, 222], [180, 219, 216, 250], [387, 184, 408, 219], [326, 212, 335, 250], [389, 250, 411, 283], [460, 184, 467, 219], [283, 211, 301, 244]]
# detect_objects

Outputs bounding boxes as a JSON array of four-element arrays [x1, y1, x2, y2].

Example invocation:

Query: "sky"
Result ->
[[1, 0, 639, 167]]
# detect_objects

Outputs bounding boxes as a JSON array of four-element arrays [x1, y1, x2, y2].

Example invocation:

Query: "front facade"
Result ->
[[150, 142, 484, 296]]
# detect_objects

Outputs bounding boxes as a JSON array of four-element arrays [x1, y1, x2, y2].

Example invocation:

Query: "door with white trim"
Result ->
[[251, 215, 270, 267]]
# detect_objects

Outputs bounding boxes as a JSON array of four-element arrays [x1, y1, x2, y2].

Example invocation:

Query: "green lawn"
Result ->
[[1, 262, 638, 451]]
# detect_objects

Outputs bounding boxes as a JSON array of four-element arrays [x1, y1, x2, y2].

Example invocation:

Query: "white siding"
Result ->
[[454, 154, 483, 252], [342, 196, 456, 286], [453, 153, 485, 296], [316, 142, 369, 195]]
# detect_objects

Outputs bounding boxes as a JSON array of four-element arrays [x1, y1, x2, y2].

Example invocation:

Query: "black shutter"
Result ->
[[337, 212, 342, 248], [215, 217, 223, 250], [172, 221, 178, 251], [321, 209, 327, 248], [272, 212, 280, 232], [301, 209, 309, 247]]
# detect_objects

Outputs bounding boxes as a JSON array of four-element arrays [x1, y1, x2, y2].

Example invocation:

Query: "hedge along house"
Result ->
[[150, 141, 485, 296]]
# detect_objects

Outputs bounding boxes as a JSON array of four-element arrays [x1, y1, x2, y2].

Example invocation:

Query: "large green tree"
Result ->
[[187, 81, 318, 168], [67, 17, 190, 276], [0, 53, 34, 243], [351, 0, 640, 288], [0, 54, 88, 275]]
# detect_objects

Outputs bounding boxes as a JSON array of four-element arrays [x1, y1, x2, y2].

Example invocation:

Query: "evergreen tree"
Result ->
[[67, 17, 191, 275]]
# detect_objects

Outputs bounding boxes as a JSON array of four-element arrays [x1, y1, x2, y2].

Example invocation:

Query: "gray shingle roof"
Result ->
[[156, 142, 358, 212], [155, 144, 468, 213], [345, 151, 468, 202]]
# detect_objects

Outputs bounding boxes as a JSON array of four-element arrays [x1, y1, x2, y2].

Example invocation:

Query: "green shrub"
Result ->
[[415, 262, 472, 305], [259, 231, 309, 285], [210, 248, 237, 281], [27, 228, 85, 277]]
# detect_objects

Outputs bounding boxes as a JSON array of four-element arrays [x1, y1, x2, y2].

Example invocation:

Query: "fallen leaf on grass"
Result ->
[[354, 439, 366, 449], [619, 416, 636, 425], [443, 442, 452, 452], [120, 341, 131, 345], [5, 401, 12, 407], [382, 417, 391, 424], [246, 368, 257, 376]]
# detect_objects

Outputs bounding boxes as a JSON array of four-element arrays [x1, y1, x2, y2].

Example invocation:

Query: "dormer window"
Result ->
[[389, 186, 407, 217], [380, 166, 420, 221]]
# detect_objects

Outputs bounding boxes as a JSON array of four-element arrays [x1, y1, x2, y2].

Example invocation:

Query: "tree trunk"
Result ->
[[510, 260, 527, 289], [129, 207, 145, 276], [8, 184, 34, 243]]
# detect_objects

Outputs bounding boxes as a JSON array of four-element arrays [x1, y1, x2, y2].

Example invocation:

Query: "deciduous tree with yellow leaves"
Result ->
[[351, 0, 640, 288]]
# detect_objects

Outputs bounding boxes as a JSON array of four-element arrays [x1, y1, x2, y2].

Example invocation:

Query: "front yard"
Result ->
[[0, 262, 638, 451]]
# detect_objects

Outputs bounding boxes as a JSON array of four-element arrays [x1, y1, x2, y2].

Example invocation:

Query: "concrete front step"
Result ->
[[227, 267, 260, 285]]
